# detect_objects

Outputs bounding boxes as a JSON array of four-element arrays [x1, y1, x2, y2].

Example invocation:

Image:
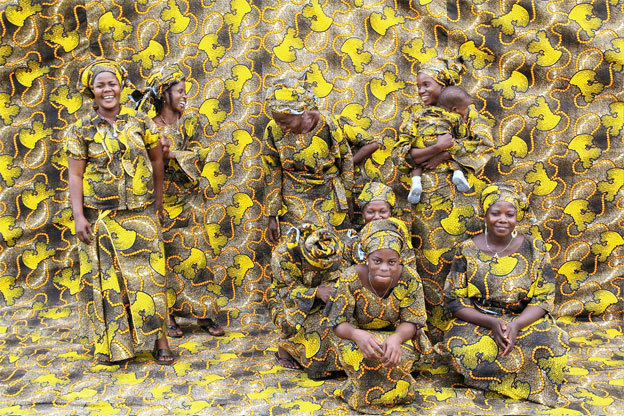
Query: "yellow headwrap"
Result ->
[[419, 57, 465, 87], [286, 224, 344, 270], [359, 218, 411, 260], [357, 182, 396, 209], [265, 78, 318, 115], [78, 59, 127, 100], [140, 63, 186, 112], [480, 182, 529, 221]]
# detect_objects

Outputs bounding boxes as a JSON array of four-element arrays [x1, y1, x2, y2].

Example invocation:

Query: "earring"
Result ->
[[484, 223, 488, 233], [511, 230, 517, 238]]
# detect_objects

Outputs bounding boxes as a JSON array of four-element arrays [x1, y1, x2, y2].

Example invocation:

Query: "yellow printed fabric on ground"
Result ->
[[392, 103, 494, 344], [159, 110, 223, 320], [443, 235, 569, 405], [323, 265, 427, 413], [77, 205, 167, 362], [262, 111, 354, 232]]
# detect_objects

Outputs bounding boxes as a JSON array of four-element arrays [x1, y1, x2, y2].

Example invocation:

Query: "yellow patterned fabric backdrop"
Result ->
[[1, 1, 623, 414]]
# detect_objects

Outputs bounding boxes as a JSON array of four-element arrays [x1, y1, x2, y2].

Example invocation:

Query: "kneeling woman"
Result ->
[[443, 182, 568, 404], [269, 224, 348, 378], [324, 218, 427, 414]]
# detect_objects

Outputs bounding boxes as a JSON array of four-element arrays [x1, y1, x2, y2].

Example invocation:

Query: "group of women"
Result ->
[[66, 57, 569, 414]]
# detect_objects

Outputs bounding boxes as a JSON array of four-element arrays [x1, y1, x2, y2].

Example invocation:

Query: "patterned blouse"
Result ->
[[324, 265, 427, 331], [65, 106, 160, 210], [262, 111, 354, 216], [444, 235, 556, 316]]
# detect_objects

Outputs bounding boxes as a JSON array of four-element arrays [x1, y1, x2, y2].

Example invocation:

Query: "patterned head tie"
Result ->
[[480, 182, 529, 221], [357, 182, 396, 209], [419, 57, 465, 87], [287, 224, 344, 270], [359, 218, 410, 259], [79, 59, 128, 100], [142, 63, 186, 108], [265, 78, 318, 115]]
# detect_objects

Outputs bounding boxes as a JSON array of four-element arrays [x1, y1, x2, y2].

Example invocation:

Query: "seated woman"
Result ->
[[323, 219, 427, 414], [269, 224, 348, 378], [443, 182, 569, 405], [140, 64, 224, 338]]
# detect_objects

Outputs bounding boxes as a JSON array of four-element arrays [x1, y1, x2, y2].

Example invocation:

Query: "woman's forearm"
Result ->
[[453, 306, 499, 329], [68, 158, 86, 218], [392, 322, 417, 343], [352, 142, 379, 165], [511, 305, 547, 329], [148, 146, 164, 208], [334, 322, 360, 341]]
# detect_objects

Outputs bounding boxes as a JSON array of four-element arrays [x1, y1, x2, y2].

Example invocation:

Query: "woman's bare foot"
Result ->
[[274, 346, 301, 370]]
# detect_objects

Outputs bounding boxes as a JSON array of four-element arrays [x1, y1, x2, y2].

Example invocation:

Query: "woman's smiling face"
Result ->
[[417, 73, 444, 106], [93, 71, 121, 113]]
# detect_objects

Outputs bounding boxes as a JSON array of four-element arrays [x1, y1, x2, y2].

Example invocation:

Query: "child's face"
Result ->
[[454, 104, 470, 121], [417, 73, 444, 106]]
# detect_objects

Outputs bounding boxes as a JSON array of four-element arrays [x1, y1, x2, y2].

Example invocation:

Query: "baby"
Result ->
[[408, 86, 472, 204]]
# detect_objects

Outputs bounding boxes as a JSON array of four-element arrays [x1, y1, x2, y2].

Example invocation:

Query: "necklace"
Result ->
[[367, 270, 393, 299], [156, 114, 178, 126], [484, 233, 515, 258]]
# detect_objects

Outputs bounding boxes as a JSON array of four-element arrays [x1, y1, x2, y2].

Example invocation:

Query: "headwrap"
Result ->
[[265, 78, 318, 115], [286, 224, 344, 270], [359, 218, 410, 259], [419, 57, 465, 87], [480, 182, 529, 221], [139, 63, 186, 112], [357, 182, 396, 209], [78, 59, 127, 100]]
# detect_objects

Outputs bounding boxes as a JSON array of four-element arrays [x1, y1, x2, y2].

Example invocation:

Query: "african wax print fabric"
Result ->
[[418, 57, 464, 88], [323, 265, 427, 414], [481, 181, 529, 221], [402, 105, 468, 173], [357, 181, 396, 210], [393, 103, 494, 343], [265, 78, 318, 115], [443, 235, 569, 405], [65, 106, 167, 362], [268, 227, 348, 378], [159, 110, 223, 320], [77, 205, 167, 363], [262, 111, 354, 233], [337, 115, 382, 194], [78, 59, 128, 100], [65, 107, 160, 210]]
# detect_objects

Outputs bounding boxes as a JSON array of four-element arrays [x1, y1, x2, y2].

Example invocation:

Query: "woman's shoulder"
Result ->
[[521, 234, 549, 256], [339, 265, 362, 287]]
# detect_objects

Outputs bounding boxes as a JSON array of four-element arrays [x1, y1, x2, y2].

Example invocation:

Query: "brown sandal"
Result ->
[[152, 345, 174, 365], [198, 318, 225, 336]]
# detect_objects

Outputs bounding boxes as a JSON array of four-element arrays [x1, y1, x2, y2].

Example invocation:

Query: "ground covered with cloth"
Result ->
[[1, 303, 622, 415]]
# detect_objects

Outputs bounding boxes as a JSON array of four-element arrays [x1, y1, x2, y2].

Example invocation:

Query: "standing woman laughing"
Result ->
[[66, 59, 173, 365], [140, 63, 225, 338]]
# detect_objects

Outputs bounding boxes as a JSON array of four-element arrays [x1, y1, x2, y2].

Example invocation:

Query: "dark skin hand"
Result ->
[[334, 321, 417, 368], [315, 286, 333, 303], [352, 142, 379, 165], [68, 158, 93, 244], [409, 133, 454, 164], [267, 216, 280, 245], [453, 305, 547, 357]]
